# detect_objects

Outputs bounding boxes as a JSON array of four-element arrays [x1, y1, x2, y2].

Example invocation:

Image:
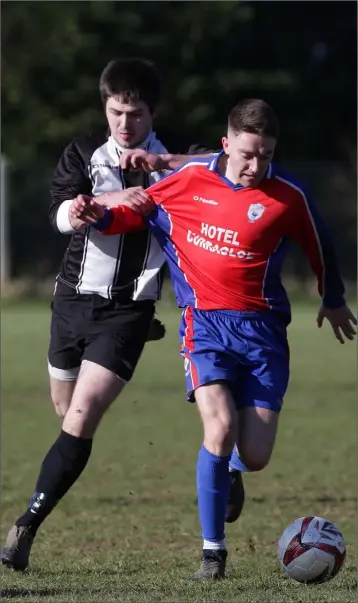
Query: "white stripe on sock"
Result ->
[[203, 539, 226, 551]]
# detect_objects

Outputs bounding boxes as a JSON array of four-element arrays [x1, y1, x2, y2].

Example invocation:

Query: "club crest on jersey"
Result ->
[[247, 203, 265, 222]]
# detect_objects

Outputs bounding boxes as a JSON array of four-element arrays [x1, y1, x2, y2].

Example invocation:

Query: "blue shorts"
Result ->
[[179, 308, 290, 413]]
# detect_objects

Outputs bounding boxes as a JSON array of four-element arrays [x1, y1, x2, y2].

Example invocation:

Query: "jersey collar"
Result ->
[[109, 130, 154, 155]]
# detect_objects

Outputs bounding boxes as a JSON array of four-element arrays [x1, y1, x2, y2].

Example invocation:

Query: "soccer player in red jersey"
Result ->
[[70, 99, 356, 579]]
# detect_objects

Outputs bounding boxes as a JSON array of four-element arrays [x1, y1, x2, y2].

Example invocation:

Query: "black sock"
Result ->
[[16, 430, 92, 534]]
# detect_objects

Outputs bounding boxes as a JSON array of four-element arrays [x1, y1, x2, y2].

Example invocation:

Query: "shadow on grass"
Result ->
[[0, 584, 107, 598], [1, 589, 62, 598], [42, 568, 119, 577], [251, 495, 356, 504], [96, 493, 357, 507]]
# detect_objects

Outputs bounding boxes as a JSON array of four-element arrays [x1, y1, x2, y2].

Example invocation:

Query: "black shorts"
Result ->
[[48, 281, 155, 382]]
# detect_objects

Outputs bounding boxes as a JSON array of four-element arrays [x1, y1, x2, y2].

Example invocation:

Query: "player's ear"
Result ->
[[222, 136, 229, 154]]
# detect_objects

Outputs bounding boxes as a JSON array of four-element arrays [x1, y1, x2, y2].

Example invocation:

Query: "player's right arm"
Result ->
[[119, 144, 217, 171]]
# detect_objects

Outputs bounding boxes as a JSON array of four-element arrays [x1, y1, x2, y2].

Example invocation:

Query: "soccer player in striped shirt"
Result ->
[[0, 57, 209, 572]]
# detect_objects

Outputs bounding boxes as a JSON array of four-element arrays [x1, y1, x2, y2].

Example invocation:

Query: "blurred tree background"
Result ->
[[1, 1, 356, 287]]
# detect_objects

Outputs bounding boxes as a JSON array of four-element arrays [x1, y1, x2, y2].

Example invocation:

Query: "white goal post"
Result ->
[[1, 156, 10, 284]]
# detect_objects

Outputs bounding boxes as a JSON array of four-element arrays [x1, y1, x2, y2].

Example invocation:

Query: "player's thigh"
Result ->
[[237, 406, 279, 471], [235, 317, 290, 470], [180, 308, 239, 454], [62, 360, 126, 438], [236, 369, 287, 470], [180, 307, 239, 400], [62, 301, 155, 437]]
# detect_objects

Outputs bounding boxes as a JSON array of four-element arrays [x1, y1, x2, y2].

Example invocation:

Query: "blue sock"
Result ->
[[196, 445, 230, 543], [229, 444, 250, 472]]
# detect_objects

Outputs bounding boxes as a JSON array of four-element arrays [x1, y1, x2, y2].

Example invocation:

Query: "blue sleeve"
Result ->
[[308, 201, 346, 308], [91, 208, 114, 231], [291, 189, 346, 308]]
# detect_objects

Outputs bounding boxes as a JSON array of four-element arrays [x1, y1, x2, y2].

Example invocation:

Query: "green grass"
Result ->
[[1, 302, 356, 602]]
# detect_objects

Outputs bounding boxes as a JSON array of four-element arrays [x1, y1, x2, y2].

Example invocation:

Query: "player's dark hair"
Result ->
[[99, 58, 161, 114], [228, 99, 279, 139]]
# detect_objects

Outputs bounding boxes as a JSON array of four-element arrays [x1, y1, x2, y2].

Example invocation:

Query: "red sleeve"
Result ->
[[95, 164, 197, 235], [94, 205, 146, 235]]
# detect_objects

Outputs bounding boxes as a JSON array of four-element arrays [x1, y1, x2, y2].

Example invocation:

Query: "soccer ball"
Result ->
[[277, 516, 346, 584]]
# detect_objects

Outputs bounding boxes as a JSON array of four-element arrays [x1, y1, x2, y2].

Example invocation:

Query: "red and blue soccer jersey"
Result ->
[[94, 153, 345, 411], [96, 152, 345, 324]]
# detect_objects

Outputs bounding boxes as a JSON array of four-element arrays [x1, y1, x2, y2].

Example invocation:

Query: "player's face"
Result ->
[[105, 97, 153, 148], [222, 130, 276, 187]]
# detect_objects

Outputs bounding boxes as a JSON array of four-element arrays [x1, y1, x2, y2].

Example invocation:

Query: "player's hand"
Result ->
[[94, 187, 153, 214], [317, 304, 357, 344], [120, 149, 165, 172], [69, 194, 105, 225], [146, 317, 166, 342], [68, 194, 91, 230]]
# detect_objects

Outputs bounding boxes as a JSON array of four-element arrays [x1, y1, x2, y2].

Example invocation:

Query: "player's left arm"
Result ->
[[290, 191, 356, 343], [76, 166, 191, 235], [70, 195, 147, 234]]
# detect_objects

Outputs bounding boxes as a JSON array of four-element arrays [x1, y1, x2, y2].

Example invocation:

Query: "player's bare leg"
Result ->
[[192, 381, 237, 579], [226, 406, 279, 523], [49, 375, 77, 418], [225, 444, 246, 524], [61, 360, 125, 437], [237, 406, 279, 471], [1, 361, 124, 571]]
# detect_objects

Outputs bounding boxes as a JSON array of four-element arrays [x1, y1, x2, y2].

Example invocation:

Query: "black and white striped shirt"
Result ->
[[49, 130, 169, 301]]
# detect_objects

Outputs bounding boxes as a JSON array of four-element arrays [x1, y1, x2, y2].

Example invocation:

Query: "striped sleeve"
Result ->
[[290, 189, 345, 308], [49, 140, 92, 233]]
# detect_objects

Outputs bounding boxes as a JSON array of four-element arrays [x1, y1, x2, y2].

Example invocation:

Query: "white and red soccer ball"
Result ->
[[278, 516, 346, 584]]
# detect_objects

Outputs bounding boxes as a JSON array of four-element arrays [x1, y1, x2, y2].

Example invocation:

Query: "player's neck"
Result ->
[[218, 154, 242, 186]]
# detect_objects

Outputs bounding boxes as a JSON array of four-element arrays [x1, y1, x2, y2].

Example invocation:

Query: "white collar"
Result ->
[[110, 130, 154, 154]]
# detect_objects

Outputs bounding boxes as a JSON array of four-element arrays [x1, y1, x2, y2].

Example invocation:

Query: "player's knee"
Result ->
[[67, 406, 99, 435], [244, 457, 268, 472], [51, 393, 71, 418], [213, 422, 236, 449], [62, 396, 111, 438], [196, 382, 238, 455], [204, 417, 237, 456], [240, 449, 271, 472], [61, 361, 124, 437], [54, 404, 67, 419]]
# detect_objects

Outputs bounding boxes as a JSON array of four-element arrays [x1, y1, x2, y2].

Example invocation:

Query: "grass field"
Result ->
[[1, 301, 356, 602]]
